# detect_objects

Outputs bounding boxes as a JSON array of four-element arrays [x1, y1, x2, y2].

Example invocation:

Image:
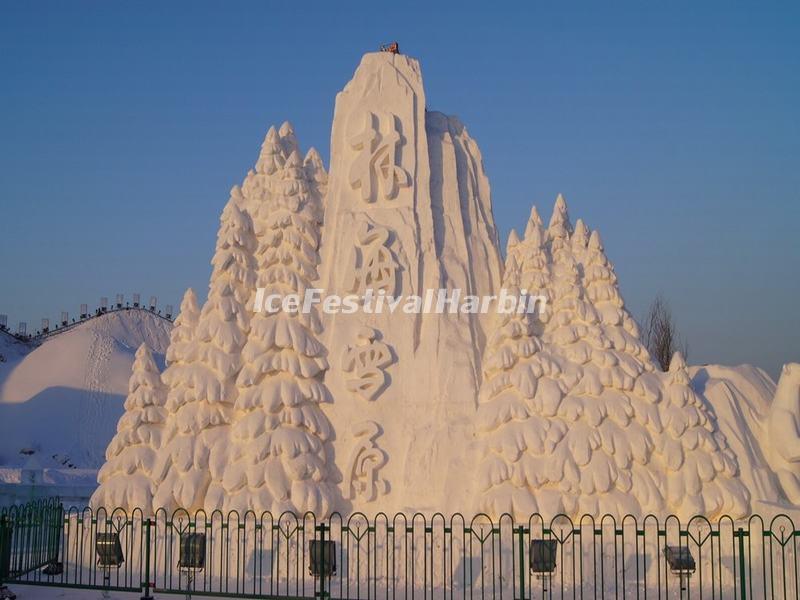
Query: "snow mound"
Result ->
[[0, 310, 171, 468]]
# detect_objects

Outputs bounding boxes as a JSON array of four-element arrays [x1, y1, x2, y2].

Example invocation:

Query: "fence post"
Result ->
[[317, 521, 329, 599], [141, 517, 153, 600], [736, 527, 747, 600], [0, 515, 10, 587], [48, 504, 63, 567], [516, 525, 526, 600]]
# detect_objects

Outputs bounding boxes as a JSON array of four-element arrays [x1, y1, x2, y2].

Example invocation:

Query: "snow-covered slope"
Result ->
[[0, 311, 171, 468], [0, 330, 30, 364]]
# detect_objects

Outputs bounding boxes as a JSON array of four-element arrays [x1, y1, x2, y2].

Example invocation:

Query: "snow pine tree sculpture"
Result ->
[[476, 255, 573, 515], [150, 288, 199, 511], [220, 145, 335, 516], [550, 223, 665, 515], [304, 147, 328, 199], [651, 352, 749, 517], [477, 195, 664, 517], [570, 219, 590, 267], [544, 199, 655, 515], [581, 230, 652, 369], [91, 344, 167, 510], [164, 289, 200, 369], [153, 200, 256, 512], [516, 208, 551, 334], [257, 126, 285, 177]]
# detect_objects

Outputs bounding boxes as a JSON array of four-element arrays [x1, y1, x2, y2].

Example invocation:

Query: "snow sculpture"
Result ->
[[319, 51, 503, 515], [348, 221, 398, 297], [304, 147, 328, 199], [91, 344, 167, 510], [342, 326, 393, 401], [478, 193, 752, 518], [92, 50, 789, 520], [581, 230, 652, 367], [477, 255, 559, 515], [348, 111, 410, 203], [425, 110, 504, 352], [695, 363, 782, 511], [256, 125, 285, 177], [278, 121, 300, 158], [570, 219, 590, 269], [580, 225, 748, 517], [164, 289, 200, 368], [343, 421, 389, 502], [515, 209, 550, 332], [479, 210, 654, 516], [220, 144, 336, 516], [153, 199, 256, 512], [544, 199, 659, 515], [765, 363, 800, 503], [506, 229, 521, 254], [652, 352, 749, 516], [547, 194, 573, 239]]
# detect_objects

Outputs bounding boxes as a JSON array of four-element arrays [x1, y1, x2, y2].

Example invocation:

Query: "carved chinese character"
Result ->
[[342, 326, 393, 401], [348, 221, 397, 297], [348, 111, 410, 203], [344, 421, 389, 502]]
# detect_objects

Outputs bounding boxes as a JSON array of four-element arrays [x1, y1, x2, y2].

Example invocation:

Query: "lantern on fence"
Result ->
[[133, 293, 140, 308], [41, 318, 49, 334], [664, 545, 695, 573], [663, 545, 695, 591], [165, 304, 173, 320], [100, 297, 108, 313], [80, 304, 88, 319], [95, 532, 124, 568], [61, 312, 68, 327], [178, 533, 206, 570], [149, 296, 157, 312], [530, 538, 557, 592], [17, 322, 26, 336], [309, 540, 336, 578], [0, 314, 7, 331], [115, 294, 123, 309], [529, 539, 557, 574], [95, 531, 123, 599]]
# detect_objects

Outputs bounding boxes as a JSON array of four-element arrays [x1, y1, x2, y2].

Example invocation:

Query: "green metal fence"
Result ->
[[2, 499, 800, 598]]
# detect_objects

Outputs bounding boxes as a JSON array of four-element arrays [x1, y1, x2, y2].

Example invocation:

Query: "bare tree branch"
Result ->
[[641, 294, 688, 371]]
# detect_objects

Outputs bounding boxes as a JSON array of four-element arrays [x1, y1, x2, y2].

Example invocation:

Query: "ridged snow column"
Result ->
[[318, 52, 501, 514]]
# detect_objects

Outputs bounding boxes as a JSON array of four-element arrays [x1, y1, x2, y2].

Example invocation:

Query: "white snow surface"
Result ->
[[0, 311, 171, 468]]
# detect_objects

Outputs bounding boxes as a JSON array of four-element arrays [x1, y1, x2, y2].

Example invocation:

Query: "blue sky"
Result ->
[[0, 1, 798, 378]]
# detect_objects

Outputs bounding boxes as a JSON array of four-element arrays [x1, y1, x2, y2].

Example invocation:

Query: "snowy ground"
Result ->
[[2, 586, 142, 600], [1, 587, 253, 599]]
